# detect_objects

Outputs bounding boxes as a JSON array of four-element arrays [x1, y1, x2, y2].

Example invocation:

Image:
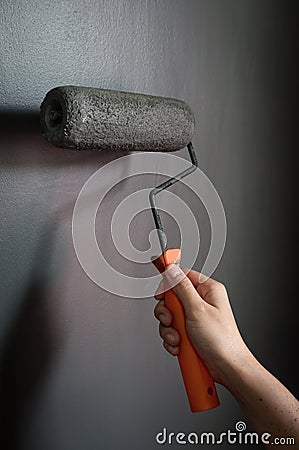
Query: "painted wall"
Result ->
[[0, 1, 297, 449]]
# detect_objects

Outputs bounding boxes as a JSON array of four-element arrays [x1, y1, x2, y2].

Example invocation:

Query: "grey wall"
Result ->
[[0, 1, 297, 449]]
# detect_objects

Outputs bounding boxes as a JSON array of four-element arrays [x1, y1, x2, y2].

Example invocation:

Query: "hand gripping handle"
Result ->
[[163, 249, 219, 412]]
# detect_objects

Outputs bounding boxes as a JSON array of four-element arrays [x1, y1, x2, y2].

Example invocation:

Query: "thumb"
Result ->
[[163, 264, 204, 320]]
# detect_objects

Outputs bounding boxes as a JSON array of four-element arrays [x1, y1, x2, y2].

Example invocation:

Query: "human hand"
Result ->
[[154, 263, 299, 442], [154, 265, 251, 386]]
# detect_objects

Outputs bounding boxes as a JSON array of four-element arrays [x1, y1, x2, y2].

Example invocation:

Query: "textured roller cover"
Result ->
[[40, 86, 195, 151]]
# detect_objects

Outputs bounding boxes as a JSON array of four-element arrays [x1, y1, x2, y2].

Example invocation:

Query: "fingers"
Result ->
[[160, 324, 180, 356], [163, 341, 180, 356], [182, 268, 201, 288], [183, 269, 227, 308], [163, 265, 205, 320], [154, 300, 172, 327], [154, 299, 180, 356], [159, 323, 180, 346]]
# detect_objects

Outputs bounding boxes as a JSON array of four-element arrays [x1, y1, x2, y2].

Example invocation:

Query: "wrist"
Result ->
[[215, 344, 259, 390]]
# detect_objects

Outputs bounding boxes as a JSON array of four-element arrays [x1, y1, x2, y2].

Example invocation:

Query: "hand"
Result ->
[[154, 265, 251, 385], [154, 264, 299, 444]]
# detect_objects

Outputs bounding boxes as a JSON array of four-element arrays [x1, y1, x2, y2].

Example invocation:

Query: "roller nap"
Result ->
[[40, 86, 195, 152]]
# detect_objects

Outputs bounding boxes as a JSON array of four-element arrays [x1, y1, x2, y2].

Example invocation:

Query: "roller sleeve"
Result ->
[[40, 86, 195, 152]]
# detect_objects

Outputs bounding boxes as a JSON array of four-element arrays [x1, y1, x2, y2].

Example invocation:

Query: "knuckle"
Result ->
[[209, 279, 227, 295], [153, 306, 159, 319], [215, 281, 227, 296], [188, 304, 205, 322], [159, 323, 163, 335], [216, 281, 226, 291], [154, 302, 163, 318], [172, 331, 180, 345], [159, 323, 167, 339], [178, 276, 193, 292], [165, 330, 178, 345], [163, 341, 175, 356], [163, 341, 177, 356], [194, 299, 205, 313], [163, 341, 169, 351]]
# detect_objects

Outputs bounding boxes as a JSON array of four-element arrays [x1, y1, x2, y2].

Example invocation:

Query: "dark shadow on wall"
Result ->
[[0, 111, 40, 133], [0, 110, 136, 169], [0, 110, 141, 450], [0, 222, 63, 450]]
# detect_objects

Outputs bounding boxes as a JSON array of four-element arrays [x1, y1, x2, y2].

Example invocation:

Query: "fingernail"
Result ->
[[165, 333, 174, 343], [165, 264, 182, 279]]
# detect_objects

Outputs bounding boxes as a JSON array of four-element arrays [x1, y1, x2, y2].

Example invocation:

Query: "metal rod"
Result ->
[[149, 142, 198, 253]]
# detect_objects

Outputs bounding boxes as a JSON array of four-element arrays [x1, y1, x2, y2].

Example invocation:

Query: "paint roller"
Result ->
[[40, 85, 220, 412]]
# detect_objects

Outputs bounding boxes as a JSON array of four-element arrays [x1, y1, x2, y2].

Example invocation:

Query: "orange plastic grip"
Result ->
[[163, 248, 219, 412]]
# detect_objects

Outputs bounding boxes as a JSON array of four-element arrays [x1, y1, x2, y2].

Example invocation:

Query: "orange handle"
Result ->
[[163, 248, 219, 412]]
